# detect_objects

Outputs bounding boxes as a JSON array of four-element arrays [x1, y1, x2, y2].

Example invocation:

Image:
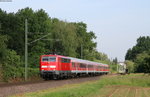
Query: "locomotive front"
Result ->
[[40, 55, 58, 79]]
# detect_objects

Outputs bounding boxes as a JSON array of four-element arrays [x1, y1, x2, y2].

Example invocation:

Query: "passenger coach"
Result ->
[[40, 54, 109, 79]]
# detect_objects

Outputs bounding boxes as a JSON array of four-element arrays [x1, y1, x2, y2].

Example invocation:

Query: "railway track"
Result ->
[[0, 75, 104, 97], [0, 80, 45, 88]]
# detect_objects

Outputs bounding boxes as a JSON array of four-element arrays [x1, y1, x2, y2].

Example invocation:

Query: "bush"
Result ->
[[2, 50, 22, 81], [134, 51, 150, 73], [28, 68, 40, 77]]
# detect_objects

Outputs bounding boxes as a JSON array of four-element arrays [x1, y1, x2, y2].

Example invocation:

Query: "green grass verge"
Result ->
[[12, 74, 150, 97]]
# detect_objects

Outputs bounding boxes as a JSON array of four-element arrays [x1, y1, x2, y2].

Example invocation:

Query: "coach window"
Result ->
[[98, 66, 101, 69], [88, 65, 93, 68], [98, 66, 100, 69], [61, 58, 70, 63], [80, 63, 86, 68], [72, 62, 75, 67]]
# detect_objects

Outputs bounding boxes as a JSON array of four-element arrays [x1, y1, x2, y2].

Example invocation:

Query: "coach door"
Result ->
[[61, 58, 71, 71]]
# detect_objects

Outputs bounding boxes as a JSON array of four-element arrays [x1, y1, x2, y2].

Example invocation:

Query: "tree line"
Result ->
[[0, 8, 114, 81], [125, 36, 150, 73]]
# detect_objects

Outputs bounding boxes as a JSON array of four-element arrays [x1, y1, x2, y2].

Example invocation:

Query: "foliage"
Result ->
[[2, 50, 22, 81], [0, 34, 8, 81], [110, 64, 117, 73], [28, 68, 40, 77], [125, 36, 150, 61], [134, 51, 150, 73], [125, 36, 150, 73], [125, 60, 135, 73], [113, 57, 118, 65], [0, 34, 8, 63]]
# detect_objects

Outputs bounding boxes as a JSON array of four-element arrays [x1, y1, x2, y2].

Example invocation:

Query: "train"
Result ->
[[40, 54, 110, 80], [117, 62, 128, 74]]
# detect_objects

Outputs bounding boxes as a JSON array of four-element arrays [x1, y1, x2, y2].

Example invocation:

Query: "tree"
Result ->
[[125, 36, 150, 61], [125, 60, 135, 73], [0, 34, 22, 81], [125, 36, 150, 73], [144, 55, 150, 73], [0, 34, 8, 64], [113, 57, 118, 65], [134, 51, 150, 73], [74, 22, 97, 59], [2, 50, 22, 81]]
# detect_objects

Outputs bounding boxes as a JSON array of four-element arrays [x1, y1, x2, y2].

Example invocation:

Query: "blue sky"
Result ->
[[0, 0, 150, 61]]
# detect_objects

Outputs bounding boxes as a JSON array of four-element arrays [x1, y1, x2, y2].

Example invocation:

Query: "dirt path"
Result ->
[[0, 76, 104, 97], [95, 85, 150, 97]]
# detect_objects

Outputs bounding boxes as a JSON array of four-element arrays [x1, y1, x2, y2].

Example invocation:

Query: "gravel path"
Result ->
[[0, 76, 103, 97]]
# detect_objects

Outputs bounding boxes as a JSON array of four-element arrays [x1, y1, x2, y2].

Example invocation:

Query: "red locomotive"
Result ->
[[40, 54, 109, 79]]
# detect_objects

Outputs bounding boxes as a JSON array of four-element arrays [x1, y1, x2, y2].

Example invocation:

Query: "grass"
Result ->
[[12, 74, 150, 97]]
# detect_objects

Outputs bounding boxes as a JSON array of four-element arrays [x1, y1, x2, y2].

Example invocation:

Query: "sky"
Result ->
[[0, 0, 150, 61]]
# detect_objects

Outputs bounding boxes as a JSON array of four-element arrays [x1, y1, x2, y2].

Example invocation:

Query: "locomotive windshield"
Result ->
[[42, 57, 56, 62]]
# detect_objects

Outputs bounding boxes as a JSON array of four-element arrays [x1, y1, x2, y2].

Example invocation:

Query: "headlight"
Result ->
[[49, 66, 56, 68], [42, 66, 47, 68]]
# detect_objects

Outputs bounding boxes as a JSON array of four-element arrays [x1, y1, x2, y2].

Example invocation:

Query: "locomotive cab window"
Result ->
[[42, 57, 49, 62], [49, 57, 56, 62], [42, 57, 56, 62]]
